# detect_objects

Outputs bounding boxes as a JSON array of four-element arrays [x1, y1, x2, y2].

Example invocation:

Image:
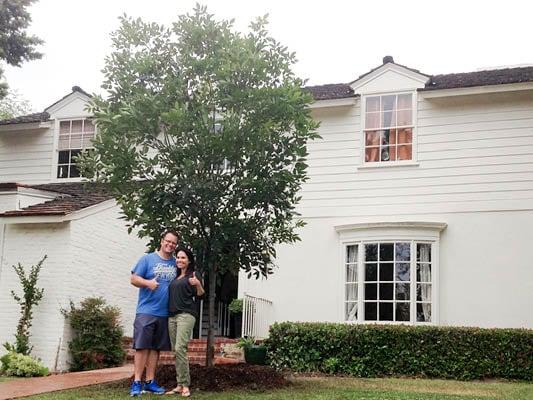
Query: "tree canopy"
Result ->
[[0, 89, 33, 119], [82, 5, 319, 364], [0, 0, 43, 98]]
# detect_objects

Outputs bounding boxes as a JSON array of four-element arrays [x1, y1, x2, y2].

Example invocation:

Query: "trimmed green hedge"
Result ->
[[265, 322, 533, 380]]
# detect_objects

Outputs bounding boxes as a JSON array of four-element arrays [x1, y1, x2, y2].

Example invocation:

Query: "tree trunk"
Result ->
[[205, 263, 216, 367]]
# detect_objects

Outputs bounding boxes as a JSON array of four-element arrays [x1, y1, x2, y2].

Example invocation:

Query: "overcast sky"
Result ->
[[4, 0, 533, 111]]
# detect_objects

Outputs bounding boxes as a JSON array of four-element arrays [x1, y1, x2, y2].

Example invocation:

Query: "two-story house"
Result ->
[[1, 57, 532, 370], [240, 56, 533, 333]]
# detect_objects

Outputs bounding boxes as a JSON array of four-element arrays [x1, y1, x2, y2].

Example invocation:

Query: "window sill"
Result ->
[[357, 161, 420, 170]]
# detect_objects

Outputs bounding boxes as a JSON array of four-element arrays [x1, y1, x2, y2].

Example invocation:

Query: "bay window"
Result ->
[[344, 241, 434, 324]]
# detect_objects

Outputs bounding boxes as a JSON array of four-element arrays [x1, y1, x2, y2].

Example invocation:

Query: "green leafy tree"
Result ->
[[0, 89, 33, 119], [81, 5, 319, 366], [0, 0, 43, 98], [4, 255, 46, 355]]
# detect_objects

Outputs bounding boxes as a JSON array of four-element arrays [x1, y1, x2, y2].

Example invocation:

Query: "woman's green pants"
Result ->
[[168, 313, 196, 386]]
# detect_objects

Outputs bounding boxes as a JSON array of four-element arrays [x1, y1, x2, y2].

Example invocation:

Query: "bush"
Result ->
[[0, 352, 49, 377], [62, 297, 125, 371], [266, 322, 533, 380], [3, 255, 46, 355], [228, 298, 243, 314]]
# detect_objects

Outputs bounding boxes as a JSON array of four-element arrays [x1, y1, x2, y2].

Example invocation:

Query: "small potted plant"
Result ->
[[228, 298, 243, 338], [237, 336, 267, 365]]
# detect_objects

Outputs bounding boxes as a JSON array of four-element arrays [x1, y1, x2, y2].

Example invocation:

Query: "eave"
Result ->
[[418, 82, 533, 98]]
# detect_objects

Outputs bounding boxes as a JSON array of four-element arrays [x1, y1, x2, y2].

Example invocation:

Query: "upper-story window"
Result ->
[[364, 93, 413, 163], [57, 119, 95, 179]]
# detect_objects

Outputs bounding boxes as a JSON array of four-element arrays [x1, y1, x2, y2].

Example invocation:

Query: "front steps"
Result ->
[[123, 337, 243, 365]]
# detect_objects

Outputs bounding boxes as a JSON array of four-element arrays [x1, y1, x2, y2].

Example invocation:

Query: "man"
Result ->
[[129, 230, 179, 397]]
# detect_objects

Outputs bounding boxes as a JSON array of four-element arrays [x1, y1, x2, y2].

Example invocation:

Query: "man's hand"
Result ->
[[189, 272, 200, 287], [146, 278, 159, 291]]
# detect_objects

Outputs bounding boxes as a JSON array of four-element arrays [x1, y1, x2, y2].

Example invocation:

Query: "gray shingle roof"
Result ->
[[306, 61, 533, 100], [423, 66, 533, 91], [0, 182, 113, 217], [304, 84, 355, 100], [0, 112, 50, 126]]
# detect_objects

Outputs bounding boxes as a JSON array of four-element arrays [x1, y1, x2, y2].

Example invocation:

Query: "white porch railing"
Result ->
[[242, 293, 273, 339]]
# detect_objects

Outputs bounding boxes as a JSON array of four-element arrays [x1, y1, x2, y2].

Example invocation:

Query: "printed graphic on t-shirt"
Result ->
[[153, 262, 177, 282]]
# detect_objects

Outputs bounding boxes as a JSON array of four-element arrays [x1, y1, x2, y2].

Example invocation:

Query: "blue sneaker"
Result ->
[[143, 380, 165, 395], [130, 380, 143, 397]]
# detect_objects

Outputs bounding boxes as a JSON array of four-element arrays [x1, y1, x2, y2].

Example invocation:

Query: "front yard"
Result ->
[[24, 376, 533, 400]]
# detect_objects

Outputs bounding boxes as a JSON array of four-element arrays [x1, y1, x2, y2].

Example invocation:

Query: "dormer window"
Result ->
[[364, 93, 413, 163], [57, 119, 95, 178]]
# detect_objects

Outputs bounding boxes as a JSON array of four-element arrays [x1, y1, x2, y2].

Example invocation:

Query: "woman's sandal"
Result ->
[[165, 385, 183, 395], [181, 387, 191, 397]]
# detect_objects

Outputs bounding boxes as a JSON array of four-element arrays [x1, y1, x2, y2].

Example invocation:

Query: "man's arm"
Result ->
[[131, 273, 159, 291]]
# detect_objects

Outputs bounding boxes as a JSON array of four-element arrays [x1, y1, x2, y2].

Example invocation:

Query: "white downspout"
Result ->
[[0, 223, 6, 284]]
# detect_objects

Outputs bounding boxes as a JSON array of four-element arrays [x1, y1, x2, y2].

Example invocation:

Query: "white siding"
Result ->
[[0, 129, 54, 184], [300, 90, 533, 218]]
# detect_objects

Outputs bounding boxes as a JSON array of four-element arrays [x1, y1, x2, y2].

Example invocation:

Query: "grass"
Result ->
[[23, 376, 533, 400], [0, 375, 17, 383]]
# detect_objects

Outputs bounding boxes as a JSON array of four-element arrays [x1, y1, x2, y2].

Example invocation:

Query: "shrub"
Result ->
[[3, 256, 47, 355], [0, 352, 49, 377], [228, 298, 243, 314], [266, 322, 533, 380], [61, 297, 125, 371]]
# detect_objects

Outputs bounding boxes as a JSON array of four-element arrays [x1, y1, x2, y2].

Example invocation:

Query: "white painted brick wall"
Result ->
[[0, 223, 71, 370], [0, 203, 149, 371], [65, 203, 148, 371]]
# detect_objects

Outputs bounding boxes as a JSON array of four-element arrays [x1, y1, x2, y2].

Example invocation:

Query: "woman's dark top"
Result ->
[[168, 270, 203, 319]]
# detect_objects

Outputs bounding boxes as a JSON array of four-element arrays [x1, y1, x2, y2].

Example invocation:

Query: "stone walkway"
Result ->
[[0, 364, 133, 400]]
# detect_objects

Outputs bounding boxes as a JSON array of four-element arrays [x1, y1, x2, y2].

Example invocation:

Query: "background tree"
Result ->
[[0, 89, 33, 119], [0, 0, 43, 98], [82, 5, 319, 366]]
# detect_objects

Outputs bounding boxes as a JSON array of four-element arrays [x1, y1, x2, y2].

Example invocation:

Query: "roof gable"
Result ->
[[350, 57, 429, 94], [44, 86, 92, 118]]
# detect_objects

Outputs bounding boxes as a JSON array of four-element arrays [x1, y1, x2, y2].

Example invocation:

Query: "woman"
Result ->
[[166, 246, 204, 397]]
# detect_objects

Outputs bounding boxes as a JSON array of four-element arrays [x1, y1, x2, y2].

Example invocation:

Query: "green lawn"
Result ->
[[24, 376, 533, 400]]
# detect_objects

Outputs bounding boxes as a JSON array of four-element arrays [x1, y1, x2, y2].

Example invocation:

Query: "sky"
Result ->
[[4, 0, 533, 111]]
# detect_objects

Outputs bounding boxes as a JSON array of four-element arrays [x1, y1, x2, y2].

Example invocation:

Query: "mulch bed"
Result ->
[[125, 364, 289, 392]]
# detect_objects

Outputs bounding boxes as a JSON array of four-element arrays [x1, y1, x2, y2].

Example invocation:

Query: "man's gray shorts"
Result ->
[[133, 313, 172, 351]]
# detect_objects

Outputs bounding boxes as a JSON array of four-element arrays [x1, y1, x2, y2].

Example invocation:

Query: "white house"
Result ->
[[239, 56, 533, 333], [1, 57, 533, 370]]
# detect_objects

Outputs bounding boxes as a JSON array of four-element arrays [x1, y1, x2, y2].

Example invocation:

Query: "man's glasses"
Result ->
[[163, 239, 178, 246]]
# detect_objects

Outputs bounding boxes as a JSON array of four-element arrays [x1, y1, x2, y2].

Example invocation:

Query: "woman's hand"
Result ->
[[188, 272, 201, 287]]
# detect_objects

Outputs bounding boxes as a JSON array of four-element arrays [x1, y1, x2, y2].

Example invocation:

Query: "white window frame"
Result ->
[[336, 222, 446, 325], [52, 117, 95, 181], [359, 90, 419, 168]]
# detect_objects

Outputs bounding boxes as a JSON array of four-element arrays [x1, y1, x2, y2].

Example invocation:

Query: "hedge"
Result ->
[[265, 322, 533, 380]]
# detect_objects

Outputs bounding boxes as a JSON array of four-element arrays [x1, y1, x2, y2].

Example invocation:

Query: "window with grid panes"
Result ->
[[344, 241, 432, 323], [364, 93, 413, 163], [57, 119, 95, 178]]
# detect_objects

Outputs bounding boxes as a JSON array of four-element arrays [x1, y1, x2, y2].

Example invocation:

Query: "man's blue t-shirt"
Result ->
[[131, 252, 177, 317]]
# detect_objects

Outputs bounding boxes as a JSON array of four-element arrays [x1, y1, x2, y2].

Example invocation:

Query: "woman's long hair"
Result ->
[[175, 246, 196, 274]]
